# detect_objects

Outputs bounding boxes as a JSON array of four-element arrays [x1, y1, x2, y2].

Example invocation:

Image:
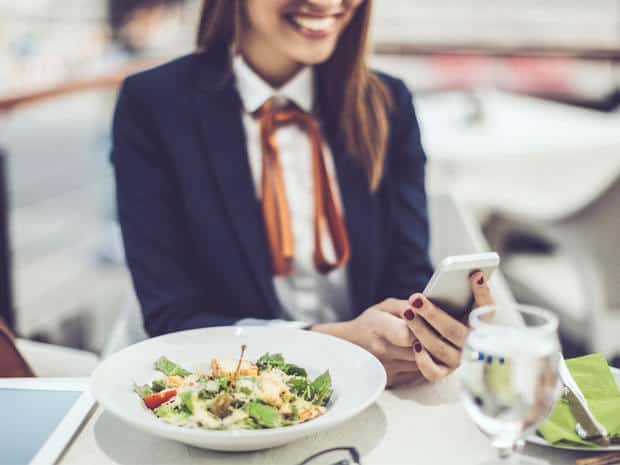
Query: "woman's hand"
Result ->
[[312, 298, 421, 387], [402, 271, 494, 383]]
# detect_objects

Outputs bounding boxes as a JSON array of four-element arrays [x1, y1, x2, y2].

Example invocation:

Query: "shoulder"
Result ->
[[113, 54, 199, 133], [373, 70, 413, 110], [372, 70, 420, 138], [121, 54, 195, 99], [120, 47, 228, 103]]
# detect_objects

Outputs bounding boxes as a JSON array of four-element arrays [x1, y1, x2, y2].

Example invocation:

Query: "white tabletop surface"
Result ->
[[413, 90, 620, 221], [415, 90, 620, 162], [57, 375, 597, 465]]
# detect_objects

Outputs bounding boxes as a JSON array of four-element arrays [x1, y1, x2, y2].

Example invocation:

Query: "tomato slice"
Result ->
[[144, 389, 177, 409]]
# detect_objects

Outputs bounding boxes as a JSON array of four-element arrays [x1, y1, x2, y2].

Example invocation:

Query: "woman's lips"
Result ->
[[285, 13, 341, 39]]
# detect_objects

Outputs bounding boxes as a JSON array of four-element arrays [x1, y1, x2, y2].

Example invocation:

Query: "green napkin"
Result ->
[[538, 353, 620, 447]]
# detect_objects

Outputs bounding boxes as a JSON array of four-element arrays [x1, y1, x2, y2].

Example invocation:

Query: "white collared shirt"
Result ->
[[232, 55, 352, 325]]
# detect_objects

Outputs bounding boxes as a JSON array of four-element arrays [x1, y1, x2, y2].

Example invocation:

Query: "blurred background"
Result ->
[[1, 1, 619, 366]]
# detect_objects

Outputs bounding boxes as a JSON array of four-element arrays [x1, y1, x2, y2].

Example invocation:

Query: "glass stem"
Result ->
[[514, 438, 526, 453], [497, 447, 512, 460], [495, 441, 525, 464]]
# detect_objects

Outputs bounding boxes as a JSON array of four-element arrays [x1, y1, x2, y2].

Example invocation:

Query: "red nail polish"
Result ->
[[412, 297, 423, 309], [414, 342, 422, 353], [477, 275, 485, 286], [404, 309, 415, 321]]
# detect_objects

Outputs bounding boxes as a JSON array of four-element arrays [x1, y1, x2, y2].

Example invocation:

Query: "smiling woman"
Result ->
[[196, 0, 392, 191], [237, 0, 364, 77], [111, 0, 494, 388]]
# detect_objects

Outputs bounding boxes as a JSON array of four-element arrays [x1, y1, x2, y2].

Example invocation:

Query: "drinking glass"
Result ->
[[459, 304, 561, 464]]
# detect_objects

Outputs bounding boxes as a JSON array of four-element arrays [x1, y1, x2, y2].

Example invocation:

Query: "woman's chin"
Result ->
[[289, 44, 339, 66]]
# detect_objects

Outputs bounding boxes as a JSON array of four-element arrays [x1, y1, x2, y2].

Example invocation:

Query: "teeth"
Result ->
[[290, 15, 336, 32]]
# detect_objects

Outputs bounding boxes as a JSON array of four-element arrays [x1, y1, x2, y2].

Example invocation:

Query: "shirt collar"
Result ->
[[233, 54, 314, 113]]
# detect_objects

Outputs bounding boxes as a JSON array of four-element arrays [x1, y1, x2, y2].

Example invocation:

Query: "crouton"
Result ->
[[258, 372, 289, 408], [166, 375, 185, 388], [299, 406, 326, 422], [210, 358, 258, 380]]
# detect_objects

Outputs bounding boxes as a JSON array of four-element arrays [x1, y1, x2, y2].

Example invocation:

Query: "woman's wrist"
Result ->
[[310, 320, 358, 345]]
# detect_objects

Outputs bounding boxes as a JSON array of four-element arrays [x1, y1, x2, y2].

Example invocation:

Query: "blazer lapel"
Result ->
[[193, 73, 280, 318], [326, 132, 381, 316]]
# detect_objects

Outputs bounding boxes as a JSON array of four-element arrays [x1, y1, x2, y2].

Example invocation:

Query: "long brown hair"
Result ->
[[196, 0, 393, 191]]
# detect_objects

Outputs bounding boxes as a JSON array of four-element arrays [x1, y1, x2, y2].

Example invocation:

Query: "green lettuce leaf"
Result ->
[[257, 353, 308, 377], [257, 353, 286, 370], [133, 383, 153, 399], [310, 371, 332, 406], [180, 391, 194, 414], [154, 356, 191, 377], [288, 377, 313, 400], [246, 401, 281, 428], [283, 364, 307, 377], [151, 379, 167, 392]]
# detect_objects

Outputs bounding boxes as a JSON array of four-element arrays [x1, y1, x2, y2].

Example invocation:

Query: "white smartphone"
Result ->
[[423, 252, 500, 319]]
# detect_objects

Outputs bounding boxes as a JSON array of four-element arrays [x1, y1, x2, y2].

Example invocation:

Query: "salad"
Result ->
[[134, 348, 333, 431]]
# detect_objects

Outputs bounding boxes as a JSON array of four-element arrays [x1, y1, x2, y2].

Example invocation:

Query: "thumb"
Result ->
[[375, 298, 410, 317]]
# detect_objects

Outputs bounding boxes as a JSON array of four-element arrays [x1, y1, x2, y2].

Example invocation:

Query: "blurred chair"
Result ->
[[2, 63, 152, 352], [102, 193, 516, 356], [0, 143, 100, 377], [102, 289, 147, 357], [0, 319, 34, 377], [0, 150, 14, 331], [15, 339, 98, 377], [486, 171, 620, 358]]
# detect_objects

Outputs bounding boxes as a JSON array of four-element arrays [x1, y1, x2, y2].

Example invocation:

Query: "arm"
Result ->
[[313, 80, 434, 387], [111, 78, 238, 336], [377, 79, 434, 299]]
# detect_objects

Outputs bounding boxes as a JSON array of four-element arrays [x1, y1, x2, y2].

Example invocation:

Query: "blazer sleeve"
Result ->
[[111, 78, 239, 336], [377, 79, 434, 299]]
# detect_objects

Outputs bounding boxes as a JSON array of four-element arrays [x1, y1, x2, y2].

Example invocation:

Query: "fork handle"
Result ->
[[576, 452, 620, 465]]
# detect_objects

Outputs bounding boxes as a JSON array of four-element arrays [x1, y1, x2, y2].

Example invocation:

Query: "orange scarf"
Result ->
[[255, 100, 350, 276]]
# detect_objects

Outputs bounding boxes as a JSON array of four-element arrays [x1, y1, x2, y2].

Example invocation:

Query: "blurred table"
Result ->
[[58, 374, 593, 465], [415, 90, 620, 220]]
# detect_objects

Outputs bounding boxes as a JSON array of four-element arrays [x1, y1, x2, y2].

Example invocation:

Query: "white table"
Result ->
[[58, 375, 592, 465], [413, 90, 620, 221], [55, 198, 585, 465]]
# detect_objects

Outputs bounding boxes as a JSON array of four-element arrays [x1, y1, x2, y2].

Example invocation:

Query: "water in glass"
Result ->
[[459, 305, 561, 463]]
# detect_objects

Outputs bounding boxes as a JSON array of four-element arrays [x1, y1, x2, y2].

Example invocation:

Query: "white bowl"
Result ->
[[91, 326, 386, 451]]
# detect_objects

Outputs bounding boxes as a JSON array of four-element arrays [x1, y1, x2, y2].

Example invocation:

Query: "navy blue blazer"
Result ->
[[111, 46, 433, 337]]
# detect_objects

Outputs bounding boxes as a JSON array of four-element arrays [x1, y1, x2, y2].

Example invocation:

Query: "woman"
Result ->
[[112, 0, 493, 386]]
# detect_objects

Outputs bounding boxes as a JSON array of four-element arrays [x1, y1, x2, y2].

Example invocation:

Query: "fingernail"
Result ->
[[414, 342, 422, 353], [404, 309, 415, 321], [412, 297, 423, 309], [477, 275, 485, 286]]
